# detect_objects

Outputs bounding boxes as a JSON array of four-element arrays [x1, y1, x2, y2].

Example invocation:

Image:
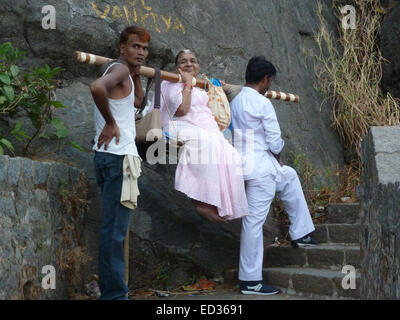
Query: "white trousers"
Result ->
[[239, 165, 315, 281]]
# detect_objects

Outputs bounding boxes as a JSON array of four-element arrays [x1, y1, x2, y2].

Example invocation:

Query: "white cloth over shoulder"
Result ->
[[230, 86, 284, 180], [120, 155, 142, 210]]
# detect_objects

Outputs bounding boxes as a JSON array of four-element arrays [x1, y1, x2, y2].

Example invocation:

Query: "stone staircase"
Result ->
[[262, 203, 361, 299], [224, 203, 361, 299]]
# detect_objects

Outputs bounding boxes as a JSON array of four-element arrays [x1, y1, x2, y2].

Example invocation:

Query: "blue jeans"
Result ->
[[94, 151, 131, 300]]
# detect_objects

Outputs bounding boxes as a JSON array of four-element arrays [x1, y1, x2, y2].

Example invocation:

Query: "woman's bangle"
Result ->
[[183, 83, 193, 93]]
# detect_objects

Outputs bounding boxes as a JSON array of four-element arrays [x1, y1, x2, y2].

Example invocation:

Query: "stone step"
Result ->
[[324, 203, 360, 224], [263, 267, 360, 299], [312, 223, 360, 244], [264, 244, 360, 270], [223, 267, 360, 299], [282, 223, 360, 244]]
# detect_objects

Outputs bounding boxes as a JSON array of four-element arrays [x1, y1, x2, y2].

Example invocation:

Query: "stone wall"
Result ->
[[359, 126, 400, 299], [0, 155, 88, 300]]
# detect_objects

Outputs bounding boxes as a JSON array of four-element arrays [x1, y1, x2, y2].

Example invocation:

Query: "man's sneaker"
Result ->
[[291, 234, 318, 248], [240, 281, 280, 295]]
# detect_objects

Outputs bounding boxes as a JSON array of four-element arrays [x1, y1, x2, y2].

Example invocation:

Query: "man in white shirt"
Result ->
[[90, 26, 150, 300], [230, 56, 317, 295]]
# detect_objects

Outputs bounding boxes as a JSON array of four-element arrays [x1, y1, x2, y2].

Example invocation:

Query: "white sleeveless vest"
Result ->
[[92, 63, 139, 156]]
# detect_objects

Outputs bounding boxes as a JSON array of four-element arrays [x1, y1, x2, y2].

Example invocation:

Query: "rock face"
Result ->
[[0, 0, 346, 291], [0, 155, 88, 299], [359, 126, 400, 299], [1, 0, 344, 166], [381, 4, 400, 98]]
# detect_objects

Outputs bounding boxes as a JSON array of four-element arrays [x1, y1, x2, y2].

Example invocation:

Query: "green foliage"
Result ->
[[0, 42, 83, 156]]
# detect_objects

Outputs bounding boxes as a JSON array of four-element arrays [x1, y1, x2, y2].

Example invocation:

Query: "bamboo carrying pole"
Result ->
[[74, 51, 300, 103], [124, 228, 129, 287], [76, 49, 299, 286]]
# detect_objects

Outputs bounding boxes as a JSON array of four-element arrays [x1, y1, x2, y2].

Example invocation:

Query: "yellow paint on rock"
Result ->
[[91, 1, 186, 34]]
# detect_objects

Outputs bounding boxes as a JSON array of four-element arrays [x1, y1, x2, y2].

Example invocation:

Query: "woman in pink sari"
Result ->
[[158, 49, 249, 223]]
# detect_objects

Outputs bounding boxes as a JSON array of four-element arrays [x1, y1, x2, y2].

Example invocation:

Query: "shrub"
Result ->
[[0, 42, 82, 156]]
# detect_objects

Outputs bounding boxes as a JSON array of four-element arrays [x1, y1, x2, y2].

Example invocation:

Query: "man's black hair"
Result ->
[[245, 56, 276, 84]]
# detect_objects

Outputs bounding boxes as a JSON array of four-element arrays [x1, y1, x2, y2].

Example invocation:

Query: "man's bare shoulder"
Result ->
[[90, 62, 130, 92], [103, 62, 130, 78]]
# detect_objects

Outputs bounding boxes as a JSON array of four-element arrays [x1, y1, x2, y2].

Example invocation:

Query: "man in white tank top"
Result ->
[[90, 26, 150, 300]]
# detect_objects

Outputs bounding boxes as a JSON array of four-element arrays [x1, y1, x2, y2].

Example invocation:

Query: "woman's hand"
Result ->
[[174, 68, 194, 117], [178, 68, 193, 86]]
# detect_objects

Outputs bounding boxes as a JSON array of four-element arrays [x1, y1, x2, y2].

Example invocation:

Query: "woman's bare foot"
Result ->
[[192, 200, 227, 224]]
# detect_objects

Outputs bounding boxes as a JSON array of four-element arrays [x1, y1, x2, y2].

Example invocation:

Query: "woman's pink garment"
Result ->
[[157, 81, 249, 220]]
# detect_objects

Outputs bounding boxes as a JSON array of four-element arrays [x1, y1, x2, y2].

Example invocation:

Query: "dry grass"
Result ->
[[273, 152, 360, 226], [273, 0, 399, 228], [56, 172, 91, 295], [314, 0, 400, 161], [56, 233, 91, 289], [58, 172, 90, 220], [292, 153, 360, 211]]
